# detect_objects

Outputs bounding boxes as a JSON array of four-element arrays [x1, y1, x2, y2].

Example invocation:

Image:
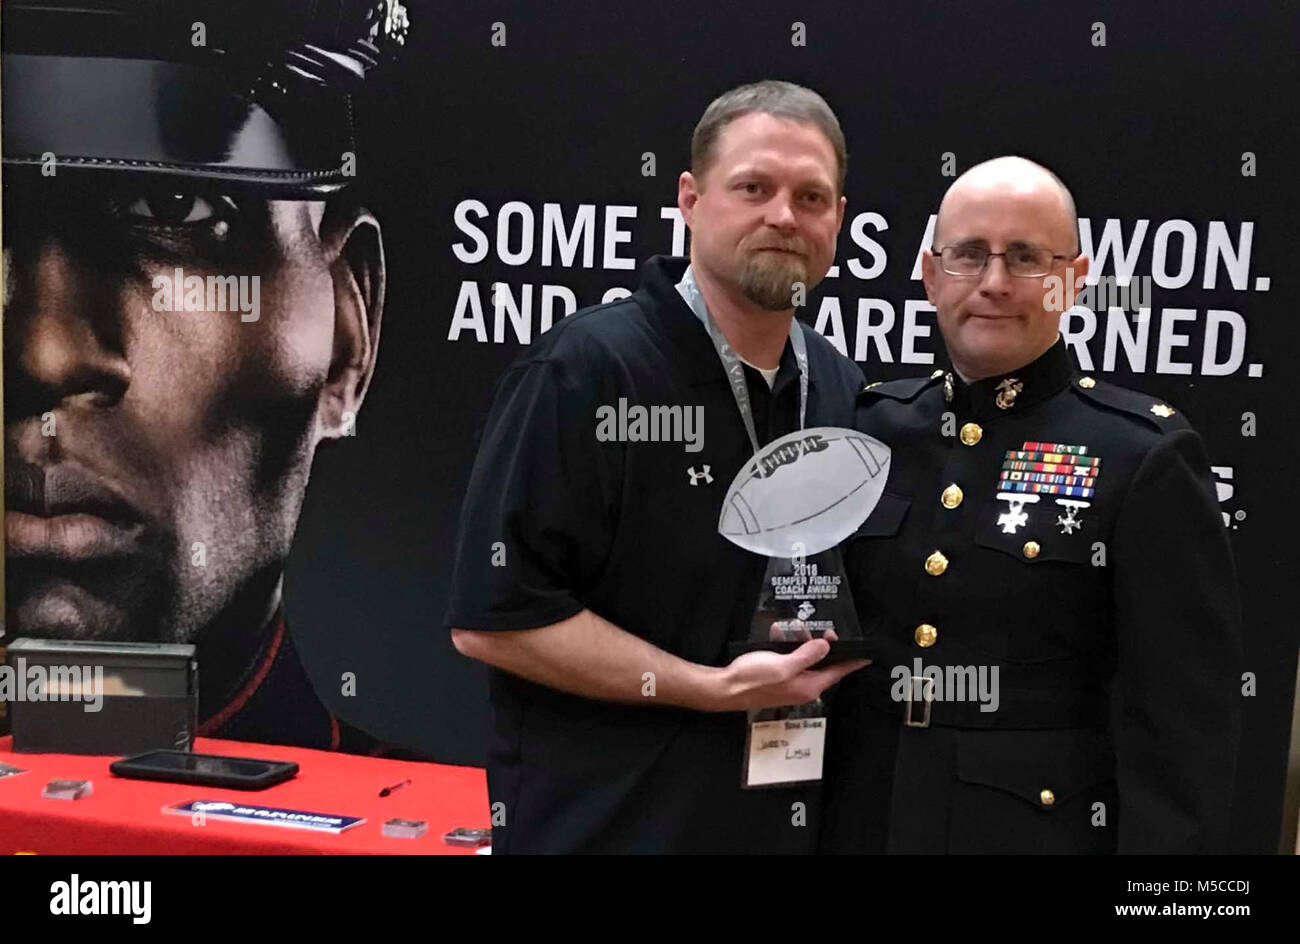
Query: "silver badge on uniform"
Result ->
[[1055, 499, 1090, 535], [996, 492, 1040, 534]]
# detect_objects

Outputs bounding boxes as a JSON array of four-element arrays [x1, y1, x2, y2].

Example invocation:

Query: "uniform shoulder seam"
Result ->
[[1069, 376, 1191, 434], [859, 372, 944, 401]]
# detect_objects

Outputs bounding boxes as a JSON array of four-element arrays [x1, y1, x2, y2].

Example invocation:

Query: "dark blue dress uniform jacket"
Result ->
[[823, 339, 1243, 854]]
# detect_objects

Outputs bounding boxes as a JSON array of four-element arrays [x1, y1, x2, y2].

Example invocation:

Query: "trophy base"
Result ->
[[727, 639, 871, 664]]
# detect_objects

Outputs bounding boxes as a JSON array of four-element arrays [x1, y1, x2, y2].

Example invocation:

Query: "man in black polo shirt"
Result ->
[[445, 81, 868, 853]]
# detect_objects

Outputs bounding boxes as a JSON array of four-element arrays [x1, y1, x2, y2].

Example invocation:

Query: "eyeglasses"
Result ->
[[933, 244, 1072, 278]]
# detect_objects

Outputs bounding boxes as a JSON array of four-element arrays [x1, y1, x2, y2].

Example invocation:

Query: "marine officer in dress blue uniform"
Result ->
[[823, 156, 1242, 854]]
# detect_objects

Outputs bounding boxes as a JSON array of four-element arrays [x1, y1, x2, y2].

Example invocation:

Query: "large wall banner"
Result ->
[[3, 0, 1297, 852]]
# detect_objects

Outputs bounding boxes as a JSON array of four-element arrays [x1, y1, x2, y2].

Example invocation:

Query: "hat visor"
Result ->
[[2, 54, 353, 197]]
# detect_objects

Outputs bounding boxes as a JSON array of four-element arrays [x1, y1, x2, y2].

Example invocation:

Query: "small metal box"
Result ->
[[5, 638, 197, 755]]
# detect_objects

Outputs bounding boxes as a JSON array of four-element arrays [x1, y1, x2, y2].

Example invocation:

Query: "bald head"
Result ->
[[935, 156, 1079, 255], [921, 154, 1089, 381]]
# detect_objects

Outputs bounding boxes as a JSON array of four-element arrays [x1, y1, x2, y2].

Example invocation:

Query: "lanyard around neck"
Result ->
[[676, 266, 808, 457]]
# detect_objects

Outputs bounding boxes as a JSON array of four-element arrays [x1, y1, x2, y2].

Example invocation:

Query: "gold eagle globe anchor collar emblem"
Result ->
[[995, 378, 1024, 410]]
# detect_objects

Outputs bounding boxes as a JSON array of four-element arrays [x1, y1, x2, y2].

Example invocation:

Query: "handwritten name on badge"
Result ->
[[746, 717, 826, 787]]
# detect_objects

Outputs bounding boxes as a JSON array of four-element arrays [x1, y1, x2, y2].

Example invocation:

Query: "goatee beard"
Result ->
[[738, 253, 811, 311]]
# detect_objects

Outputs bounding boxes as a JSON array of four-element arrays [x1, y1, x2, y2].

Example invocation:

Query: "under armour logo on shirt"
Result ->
[[688, 465, 713, 485]]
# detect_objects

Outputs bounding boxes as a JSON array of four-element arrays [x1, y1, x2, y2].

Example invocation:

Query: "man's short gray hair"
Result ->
[[691, 80, 848, 194]]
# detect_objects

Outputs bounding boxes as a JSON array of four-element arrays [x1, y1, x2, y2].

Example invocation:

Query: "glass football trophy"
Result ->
[[719, 427, 891, 663]]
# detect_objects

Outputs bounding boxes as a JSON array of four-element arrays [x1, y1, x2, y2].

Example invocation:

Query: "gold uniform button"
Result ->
[[914, 623, 938, 647], [959, 422, 982, 446], [1078, 377, 1096, 389], [941, 484, 964, 509], [924, 551, 949, 576], [1040, 789, 1056, 807], [1023, 541, 1041, 559]]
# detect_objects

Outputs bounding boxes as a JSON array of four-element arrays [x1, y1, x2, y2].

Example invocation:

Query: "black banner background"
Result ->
[[248, 1, 1296, 852]]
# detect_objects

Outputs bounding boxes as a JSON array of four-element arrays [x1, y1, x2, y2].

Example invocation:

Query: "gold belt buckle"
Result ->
[[903, 675, 935, 728]]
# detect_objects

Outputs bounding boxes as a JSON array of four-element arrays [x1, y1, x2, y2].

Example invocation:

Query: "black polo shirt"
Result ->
[[444, 255, 864, 853]]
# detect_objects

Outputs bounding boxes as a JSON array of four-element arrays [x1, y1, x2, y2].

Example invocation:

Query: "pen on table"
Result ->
[[379, 778, 412, 798]]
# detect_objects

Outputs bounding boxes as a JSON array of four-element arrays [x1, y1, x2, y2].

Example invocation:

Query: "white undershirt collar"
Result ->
[[740, 357, 779, 389]]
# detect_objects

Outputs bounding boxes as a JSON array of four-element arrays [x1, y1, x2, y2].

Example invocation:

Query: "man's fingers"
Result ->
[[806, 658, 871, 691], [770, 659, 870, 708], [783, 637, 831, 673], [769, 620, 812, 642]]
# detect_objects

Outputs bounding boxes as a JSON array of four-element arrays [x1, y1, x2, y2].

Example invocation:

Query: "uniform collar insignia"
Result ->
[[995, 377, 1023, 410], [947, 339, 1074, 418]]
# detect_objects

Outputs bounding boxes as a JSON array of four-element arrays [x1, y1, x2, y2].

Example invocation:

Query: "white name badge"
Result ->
[[743, 716, 827, 787]]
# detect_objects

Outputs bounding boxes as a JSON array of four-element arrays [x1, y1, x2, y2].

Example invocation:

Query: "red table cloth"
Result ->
[[0, 736, 489, 854]]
